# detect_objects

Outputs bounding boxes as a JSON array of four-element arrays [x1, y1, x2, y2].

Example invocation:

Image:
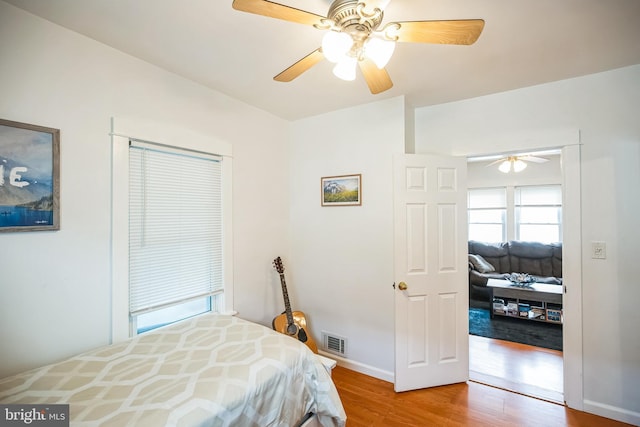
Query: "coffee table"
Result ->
[[486, 278, 563, 323]]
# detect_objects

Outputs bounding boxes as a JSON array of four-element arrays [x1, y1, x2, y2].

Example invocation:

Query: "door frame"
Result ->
[[464, 143, 583, 408], [560, 143, 583, 410]]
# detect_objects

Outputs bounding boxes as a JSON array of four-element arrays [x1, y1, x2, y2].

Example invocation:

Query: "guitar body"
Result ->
[[272, 310, 318, 354], [272, 256, 318, 354]]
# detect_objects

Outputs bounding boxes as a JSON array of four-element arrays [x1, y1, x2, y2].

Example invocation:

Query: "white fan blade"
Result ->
[[520, 155, 549, 163], [486, 158, 507, 167]]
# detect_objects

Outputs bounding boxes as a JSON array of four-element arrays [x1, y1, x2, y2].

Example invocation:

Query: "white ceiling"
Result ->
[[5, 0, 640, 120]]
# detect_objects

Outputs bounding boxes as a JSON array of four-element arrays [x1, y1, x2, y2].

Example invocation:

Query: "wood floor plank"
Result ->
[[331, 365, 632, 426], [469, 334, 563, 402]]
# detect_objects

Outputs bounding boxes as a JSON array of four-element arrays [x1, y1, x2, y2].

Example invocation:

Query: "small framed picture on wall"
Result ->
[[321, 174, 361, 206]]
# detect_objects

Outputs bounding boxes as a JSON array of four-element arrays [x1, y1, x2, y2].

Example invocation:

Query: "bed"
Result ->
[[0, 314, 346, 427]]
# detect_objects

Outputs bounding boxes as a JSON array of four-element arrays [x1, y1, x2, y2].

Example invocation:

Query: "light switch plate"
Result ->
[[591, 241, 606, 259]]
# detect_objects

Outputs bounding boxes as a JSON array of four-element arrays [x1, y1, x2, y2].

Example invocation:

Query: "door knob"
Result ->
[[398, 282, 408, 291]]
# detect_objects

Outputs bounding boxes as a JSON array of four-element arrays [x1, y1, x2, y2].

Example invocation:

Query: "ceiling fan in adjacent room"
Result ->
[[488, 155, 550, 173], [232, 0, 485, 94]]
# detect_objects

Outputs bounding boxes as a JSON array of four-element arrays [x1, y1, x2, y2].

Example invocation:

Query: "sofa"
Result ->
[[468, 240, 562, 301]]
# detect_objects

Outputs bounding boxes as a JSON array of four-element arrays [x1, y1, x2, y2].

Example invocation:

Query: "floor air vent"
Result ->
[[322, 332, 346, 356]]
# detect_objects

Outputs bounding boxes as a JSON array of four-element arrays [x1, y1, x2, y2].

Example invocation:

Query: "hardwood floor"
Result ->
[[331, 340, 632, 427], [469, 334, 563, 403]]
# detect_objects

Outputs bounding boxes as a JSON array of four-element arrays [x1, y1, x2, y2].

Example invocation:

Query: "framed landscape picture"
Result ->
[[0, 119, 60, 232], [321, 174, 361, 206]]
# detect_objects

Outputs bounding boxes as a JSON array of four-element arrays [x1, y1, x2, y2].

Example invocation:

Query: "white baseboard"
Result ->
[[318, 350, 394, 383], [583, 399, 640, 426]]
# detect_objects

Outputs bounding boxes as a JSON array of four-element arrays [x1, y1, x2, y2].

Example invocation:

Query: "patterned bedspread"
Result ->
[[0, 314, 346, 427]]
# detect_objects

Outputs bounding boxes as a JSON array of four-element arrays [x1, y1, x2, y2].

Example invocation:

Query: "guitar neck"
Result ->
[[278, 273, 295, 325]]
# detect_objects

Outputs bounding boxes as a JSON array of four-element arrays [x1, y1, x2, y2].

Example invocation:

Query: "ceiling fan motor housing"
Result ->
[[327, 0, 384, 43]]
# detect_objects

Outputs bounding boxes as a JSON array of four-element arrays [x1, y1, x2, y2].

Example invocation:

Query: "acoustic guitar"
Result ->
[[272, 257, 318, 353]]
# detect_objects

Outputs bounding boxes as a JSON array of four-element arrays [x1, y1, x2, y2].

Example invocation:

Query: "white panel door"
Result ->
[[394, 153, 468, 392]]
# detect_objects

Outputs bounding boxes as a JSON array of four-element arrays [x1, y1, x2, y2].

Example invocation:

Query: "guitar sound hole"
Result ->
[[287, 324, 298, 335]]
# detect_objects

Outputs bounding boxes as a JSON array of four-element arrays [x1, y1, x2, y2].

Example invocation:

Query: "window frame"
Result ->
[[110, 117, 234, 343]]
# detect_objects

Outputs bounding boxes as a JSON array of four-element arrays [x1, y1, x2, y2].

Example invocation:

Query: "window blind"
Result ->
[[515, 185, 562, 206], [468, 187, 506, 209], [468, 188, 507, 242], [515, 185, 562, 243], [129, 140, 223, 316]]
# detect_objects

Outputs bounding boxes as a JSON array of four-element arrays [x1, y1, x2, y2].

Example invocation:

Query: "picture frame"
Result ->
[[321, 174, 361, 206], [0, 118, 60, 232]]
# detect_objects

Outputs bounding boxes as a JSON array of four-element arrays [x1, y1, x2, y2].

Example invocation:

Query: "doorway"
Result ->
[[391, 143, 582, 407], [465, 147, 577, 403]]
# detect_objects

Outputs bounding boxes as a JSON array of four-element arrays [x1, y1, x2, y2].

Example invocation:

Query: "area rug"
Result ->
[[469, 306, 563, 351]]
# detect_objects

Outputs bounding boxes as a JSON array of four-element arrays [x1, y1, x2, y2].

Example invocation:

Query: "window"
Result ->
[[467, 188, 506, 242], [111, 118, 233, 342], [467, 185, 562, 244], [128, 141, 224, 334], [515, 185, 562, 243]]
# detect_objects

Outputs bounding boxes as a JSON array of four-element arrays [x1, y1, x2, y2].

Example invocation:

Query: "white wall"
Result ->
[[289, 97, 406, 378], [2, 1, 639, 423], [0, 1, 290, 377], [414, 65, 640, 424]]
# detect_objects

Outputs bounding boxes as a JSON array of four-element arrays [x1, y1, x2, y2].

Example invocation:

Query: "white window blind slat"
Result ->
[[131, 289, 225, 317], [129, 140, 223, 316], [515, 185, 562, 206], [468, 187, 506, 208]]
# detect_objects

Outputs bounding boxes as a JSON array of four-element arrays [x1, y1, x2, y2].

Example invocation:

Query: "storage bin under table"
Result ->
[[486, 278, 563, 323]]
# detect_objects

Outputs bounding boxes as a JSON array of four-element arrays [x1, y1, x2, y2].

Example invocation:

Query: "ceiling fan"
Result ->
[[488, 155, 550, 173], [232, 0, 484, 94]]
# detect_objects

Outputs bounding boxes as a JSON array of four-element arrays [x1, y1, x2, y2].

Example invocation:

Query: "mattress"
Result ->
[[0, 314, 346, 427]]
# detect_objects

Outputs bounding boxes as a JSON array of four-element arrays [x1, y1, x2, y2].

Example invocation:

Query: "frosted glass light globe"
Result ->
[[333, 56, 357, 81], [322, 31, 353, 63], [364, 37, 395, 69]]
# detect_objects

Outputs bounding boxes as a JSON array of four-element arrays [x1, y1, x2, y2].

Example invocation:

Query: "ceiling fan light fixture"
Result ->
[[333, 56, 357, 81], [322, 31, 353, 63], [498, 160, 511, 173], [497, 157, 528, 173], [513, 159, 527, 172], [231, 0, 485, 95], [364, 37, 395, 69]]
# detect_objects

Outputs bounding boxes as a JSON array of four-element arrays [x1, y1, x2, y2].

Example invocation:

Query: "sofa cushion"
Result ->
[[468, 241, 511, 273], [508, 241, 554, 258], [507, 241, 555, 277], [552, 243, 562, 278], [468, 254, 495, 273], [510, 256, 554, 277]]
